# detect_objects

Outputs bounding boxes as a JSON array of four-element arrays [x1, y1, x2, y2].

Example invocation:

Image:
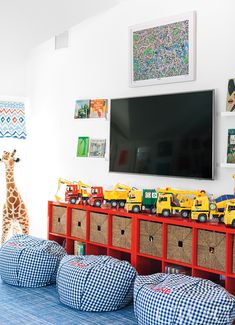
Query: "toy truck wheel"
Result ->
[[150, 207, 156, 214], [198, 214, 207, 223], [162, 209, 170, 217], [181, 210, 190, 218], [132, 205, 140, 213], [232, 220, 235, 228], [119, 201, 125, 208], [94, 200, 102, 207], [218, 215, 224, 223], [70, 198, 76, 204], [83, 198, 89, 205], [111, 200, 117, 208]]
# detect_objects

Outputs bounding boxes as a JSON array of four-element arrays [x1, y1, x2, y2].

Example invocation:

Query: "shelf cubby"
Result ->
[[164, 262, 192, 276], [66, 239, 75, 255], [193, 268, 225, 288], [108, 247, 131, 262], [86, 243, 107, 255], [226, 277, 235, 295], [136, 255, 162, 275], [48, 233, 66, 247]]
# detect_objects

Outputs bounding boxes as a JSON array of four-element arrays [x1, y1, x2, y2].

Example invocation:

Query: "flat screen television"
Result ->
[[109, 90, 214, 179]]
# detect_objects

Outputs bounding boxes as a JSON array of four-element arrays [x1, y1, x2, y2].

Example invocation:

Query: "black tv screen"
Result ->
[[109, 90, 214, 179]]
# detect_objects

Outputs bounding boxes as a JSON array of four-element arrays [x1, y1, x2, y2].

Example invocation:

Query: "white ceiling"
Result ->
[[0, 0, 122, 60]]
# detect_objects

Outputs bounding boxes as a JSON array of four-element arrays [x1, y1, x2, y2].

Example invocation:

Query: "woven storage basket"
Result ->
[[90, 212, 108, 245], [139, 220, 162, 257], [112, 216, 132, 249], [167, 225, 192, 264], [197, 230, 226, 272], [52, 206, 66, 235], [71, 209, 86, 239]]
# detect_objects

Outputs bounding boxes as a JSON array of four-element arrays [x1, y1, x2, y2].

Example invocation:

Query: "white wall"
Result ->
[[0, 51, 29, 241], [27, 0, 235, 238]]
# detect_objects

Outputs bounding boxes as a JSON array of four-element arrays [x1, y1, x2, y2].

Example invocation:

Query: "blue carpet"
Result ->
[[0, 278, 137, 325]]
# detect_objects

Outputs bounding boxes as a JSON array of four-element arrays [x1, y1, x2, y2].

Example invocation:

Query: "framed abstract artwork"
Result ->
[[129, 11, 196, 87]]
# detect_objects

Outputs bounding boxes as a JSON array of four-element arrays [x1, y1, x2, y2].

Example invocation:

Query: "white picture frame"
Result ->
[[129, 11, 196, 87]]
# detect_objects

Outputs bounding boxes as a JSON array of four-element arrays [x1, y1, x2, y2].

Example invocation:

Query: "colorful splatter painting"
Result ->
[[130, 12, 195, 87]]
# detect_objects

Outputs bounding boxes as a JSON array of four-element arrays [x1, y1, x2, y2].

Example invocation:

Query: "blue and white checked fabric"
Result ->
[[57, 255, 137, 312], [134, 273, 235, 325], [0, 234, 66, 287]]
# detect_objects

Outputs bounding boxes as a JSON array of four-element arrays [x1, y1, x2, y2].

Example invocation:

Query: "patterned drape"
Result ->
[[0, 100, 26, 139]]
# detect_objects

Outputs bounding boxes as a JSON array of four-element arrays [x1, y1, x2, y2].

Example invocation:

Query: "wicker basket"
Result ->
[[112, 216, 132, 250], [71, 209, 86, 239], [90, 212, 108, 245], [51, 206, 66, 235], [139, 220, 162, 257], [167, 225, 192, 264], [197, 230, 226, 272]]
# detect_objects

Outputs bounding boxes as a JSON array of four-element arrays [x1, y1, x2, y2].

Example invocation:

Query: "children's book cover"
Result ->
[[89, 139, 106, 158], [74, 100, 90, 119], [77, 136, 89, 157], [226, 79, 235, 112], [89, 99, 107, 118], [74, 241, 86, 255], [227, 129, 235, 163]]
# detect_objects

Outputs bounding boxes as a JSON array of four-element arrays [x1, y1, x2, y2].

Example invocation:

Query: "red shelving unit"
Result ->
[[48, 200, 235, 295]]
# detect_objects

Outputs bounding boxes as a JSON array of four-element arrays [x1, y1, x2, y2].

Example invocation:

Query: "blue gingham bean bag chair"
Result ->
[[134, 273, 235, 325], [57, 255, 137, 311], [0, 234, 67, 287]]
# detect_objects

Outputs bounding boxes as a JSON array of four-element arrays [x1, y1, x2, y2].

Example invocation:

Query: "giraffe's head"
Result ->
[[0, 150, 20, 166]]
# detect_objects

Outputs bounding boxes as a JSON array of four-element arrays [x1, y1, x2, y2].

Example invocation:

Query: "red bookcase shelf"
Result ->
[[48, 201, 235, 295]]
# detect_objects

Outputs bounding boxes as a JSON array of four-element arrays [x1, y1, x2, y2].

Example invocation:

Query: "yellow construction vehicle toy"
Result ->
[[224, 202, 235, 227], [103, 183, 132, 208], [125, 188, 158, 214], [191, 192, 210, 222], [125, 189, 143, 213], [55, 178, 91, 204], [189, 192, 235, 223], [66, 181, 91, 204], [157, 187, 204, 218], [55, 178, 76, 201]]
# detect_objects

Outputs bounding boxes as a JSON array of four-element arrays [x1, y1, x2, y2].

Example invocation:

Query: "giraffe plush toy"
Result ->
[[0, 150, 29, 244]]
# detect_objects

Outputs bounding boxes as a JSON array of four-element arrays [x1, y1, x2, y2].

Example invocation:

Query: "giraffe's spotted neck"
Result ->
[[5, 164, 15, 185]]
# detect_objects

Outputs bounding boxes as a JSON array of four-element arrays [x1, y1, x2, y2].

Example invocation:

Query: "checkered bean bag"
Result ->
[[134, 273, 235, 325], [57, 255, 137, 311], [0, 234, 67, 287]]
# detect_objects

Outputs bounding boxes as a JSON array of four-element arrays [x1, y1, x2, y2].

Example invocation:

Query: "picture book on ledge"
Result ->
[[77, 136, 89, 157], [227, 129, 235, 163], [74, 100, 90, 119], [74, 99, 107, 119], [89, 139, 106, 158]]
